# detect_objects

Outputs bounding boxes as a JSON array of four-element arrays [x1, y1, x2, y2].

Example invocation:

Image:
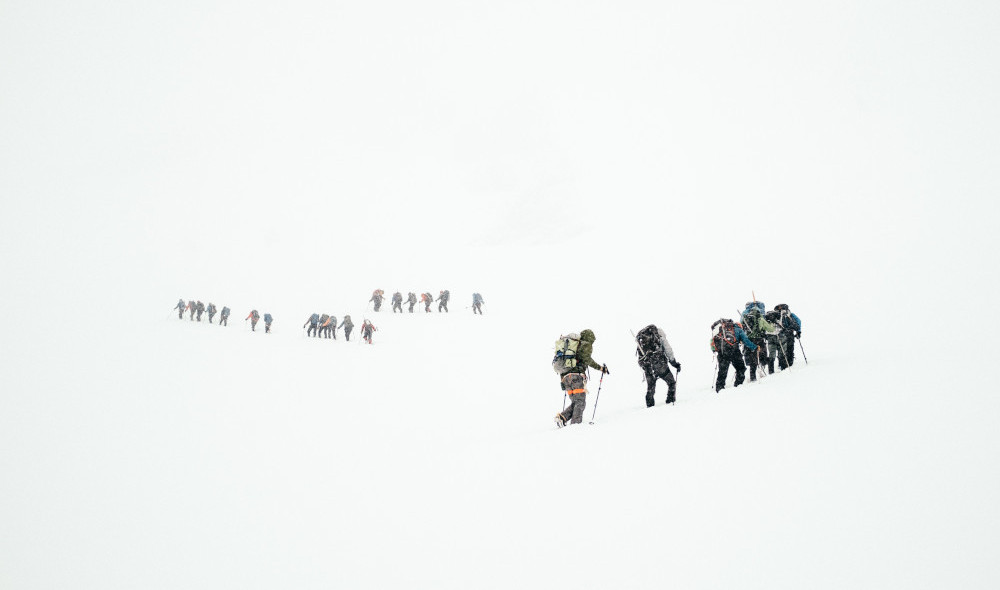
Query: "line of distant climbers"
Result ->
[[369, 290, 485, 314], [172, 290, 488, 341], [300, 314, 367, 342], [173, 300, 274, 332]]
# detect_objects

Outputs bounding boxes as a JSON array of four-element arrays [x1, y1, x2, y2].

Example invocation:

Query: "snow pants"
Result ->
[[716, 347, 747, 392], [408, 302, 415, 313], [307, 323, 318, 337], [438, 300, 449, 312], [473, 303, 482, 315], [764, 334, 780, 373], [640, 354, 676, 407], [743, 337, 767, 381], [177, 308, 184, 319], [778, 331, 796, 369], [265, 322, 272, 333], [221, 316, 228, 326], [392, 302, 402, 313], [250, 319, 258, 331], [343, 327, 352, 341], [208, 312, 215, 324], [557, 372, 588, 425]]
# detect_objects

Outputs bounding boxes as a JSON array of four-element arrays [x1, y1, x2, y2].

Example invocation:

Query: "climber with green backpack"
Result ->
[[740, 301, 776, 382], [552, 329, 608, 428]]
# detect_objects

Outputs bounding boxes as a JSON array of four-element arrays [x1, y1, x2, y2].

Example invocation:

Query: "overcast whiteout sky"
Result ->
[[2, 0, 997, 321]]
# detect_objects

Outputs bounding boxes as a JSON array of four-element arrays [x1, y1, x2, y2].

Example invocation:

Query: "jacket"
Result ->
[[710, 322, 758, 352], [780, 312, 801, 332], [565, 329, 603, 374], [637, 326, 676, 364]]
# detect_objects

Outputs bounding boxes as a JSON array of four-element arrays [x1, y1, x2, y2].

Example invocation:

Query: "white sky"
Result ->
[[4, 1, 997, 304]]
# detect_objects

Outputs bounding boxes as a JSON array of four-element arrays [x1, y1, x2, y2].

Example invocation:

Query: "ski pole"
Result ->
[[797, 335, 808, 364], [588, 371, 605, 425], [712, 353, 719, 391], [777, 332, 792, 370]]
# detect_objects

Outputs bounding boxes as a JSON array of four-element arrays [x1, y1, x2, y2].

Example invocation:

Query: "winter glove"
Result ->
[[601, 364, 610, 375], [795, 331, 802, 339], [671, 360, 681, 372]]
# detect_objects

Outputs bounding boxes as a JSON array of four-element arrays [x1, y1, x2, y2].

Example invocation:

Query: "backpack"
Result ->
[[222, 307, 230, 316], [251, 310, 260, 320], [635, 324, 663, 357], [264, 313, 272, 323], [552, 333, 582, 374], [712, 319, 737, 351], [773, 304, 800, 330], [742, 307, 764, 337]]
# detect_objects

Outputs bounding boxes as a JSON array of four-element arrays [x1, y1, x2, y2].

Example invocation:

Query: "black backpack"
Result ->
[[712, 319, 738, 351], [635, 325, 663, 356], [742, 307, 764, 338]]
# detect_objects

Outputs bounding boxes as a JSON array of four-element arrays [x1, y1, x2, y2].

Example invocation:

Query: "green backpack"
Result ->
[[552, 333, 581, 374]]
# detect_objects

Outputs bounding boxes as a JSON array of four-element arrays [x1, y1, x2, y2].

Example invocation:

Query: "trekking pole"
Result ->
[[797, 335, 808, 364], [756, 348, 768, 380], [588, 371, 605, 425], [562, 392, 567, 411], [777, 333, 792, 370], [712, 353, 719, 392]]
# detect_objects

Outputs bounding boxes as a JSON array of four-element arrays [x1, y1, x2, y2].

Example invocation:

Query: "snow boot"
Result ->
[[554, 415, 566, 429]]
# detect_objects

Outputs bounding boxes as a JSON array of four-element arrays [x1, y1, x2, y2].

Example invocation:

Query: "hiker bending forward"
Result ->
[[556, 329, 608, 427]]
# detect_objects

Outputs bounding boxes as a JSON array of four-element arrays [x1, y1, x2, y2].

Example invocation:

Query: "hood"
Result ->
[[580, 329, 596, 343]]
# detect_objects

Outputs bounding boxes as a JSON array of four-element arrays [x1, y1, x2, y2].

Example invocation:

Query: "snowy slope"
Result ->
[[2, 281, 998, 589]]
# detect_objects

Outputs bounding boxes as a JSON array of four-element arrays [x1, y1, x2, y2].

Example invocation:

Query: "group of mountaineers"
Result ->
[[369, 289, 483, 314], [551, 299, 803, 428], [175, 292, 804, 429], [173, 289, 486, 345]]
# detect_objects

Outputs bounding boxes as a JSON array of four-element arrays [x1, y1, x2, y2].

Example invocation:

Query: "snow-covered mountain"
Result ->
[[2, 1, 999, 588]]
